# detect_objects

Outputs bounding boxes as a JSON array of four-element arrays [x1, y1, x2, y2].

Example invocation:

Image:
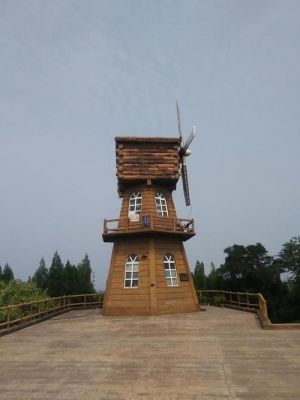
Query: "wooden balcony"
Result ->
[[102, 215, 195, 242]]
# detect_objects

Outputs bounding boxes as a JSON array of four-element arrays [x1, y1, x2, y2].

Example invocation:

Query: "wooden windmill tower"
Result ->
[[102, 106, 199, 315]]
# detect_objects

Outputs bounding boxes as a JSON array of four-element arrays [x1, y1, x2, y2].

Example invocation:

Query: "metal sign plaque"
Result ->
[[179, 273, 189, 281]]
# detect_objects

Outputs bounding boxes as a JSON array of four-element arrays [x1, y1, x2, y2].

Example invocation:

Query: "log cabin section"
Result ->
[[116, 136, 181, 192], [102, 136, 199, 316]]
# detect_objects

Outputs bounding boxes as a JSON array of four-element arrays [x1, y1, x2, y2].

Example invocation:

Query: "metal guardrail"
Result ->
[[0, 293, 103, 332]]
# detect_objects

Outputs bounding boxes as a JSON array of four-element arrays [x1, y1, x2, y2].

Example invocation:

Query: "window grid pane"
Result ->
[[124, 255, 139, 288], [128, 193, 142, 215], [155, 193, 168, 217], [163, 254, 178, 287]]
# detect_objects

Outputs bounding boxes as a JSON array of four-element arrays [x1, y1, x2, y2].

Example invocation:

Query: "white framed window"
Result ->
[[124, 254, 139, 288], [155, 192, 168, 217], [164, 253, 178, 286], [128, 192, 142, 217]]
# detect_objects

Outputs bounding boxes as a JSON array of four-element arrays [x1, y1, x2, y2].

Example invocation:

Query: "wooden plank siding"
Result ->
[[102, 136, 198, 316], [102, 235, 199, 316]]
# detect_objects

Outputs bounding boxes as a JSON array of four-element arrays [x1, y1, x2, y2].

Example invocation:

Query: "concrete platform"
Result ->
[[0, 306, 300, 399]]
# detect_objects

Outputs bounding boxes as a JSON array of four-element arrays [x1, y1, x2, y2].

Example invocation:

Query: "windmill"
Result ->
[[176, 102, 196, 207], [102, 122, 199, 316]]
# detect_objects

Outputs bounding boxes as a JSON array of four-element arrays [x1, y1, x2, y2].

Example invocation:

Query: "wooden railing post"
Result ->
[[237, 293, 240, 307], [246, 293, 250, 309], [7, 307, 11, 328], [84, 295, 87, 308], [259, 294, 270, 325]]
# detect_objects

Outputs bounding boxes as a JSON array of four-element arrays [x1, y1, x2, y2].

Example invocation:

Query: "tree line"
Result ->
[[193, 236, 300, 323], [31, 252, 95, 296], [0, 252, 96, 306], [0, 263, 14, 283]]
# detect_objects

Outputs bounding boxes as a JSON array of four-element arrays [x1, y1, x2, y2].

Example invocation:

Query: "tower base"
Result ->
[[103, 236, 199, 316]]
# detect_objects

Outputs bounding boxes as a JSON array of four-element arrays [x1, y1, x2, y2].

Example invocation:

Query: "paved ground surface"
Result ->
[[1, 307, 300, 400]]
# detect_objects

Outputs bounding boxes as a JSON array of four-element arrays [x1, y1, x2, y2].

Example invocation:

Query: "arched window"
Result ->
[[128, 192, 142, 217], [163, 253, 178, 286], [124, 254, 139, 288], [155, 192, 168, 217]]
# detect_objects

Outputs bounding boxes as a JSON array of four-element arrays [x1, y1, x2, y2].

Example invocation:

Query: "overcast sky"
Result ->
[[0, 0, 299, 289]]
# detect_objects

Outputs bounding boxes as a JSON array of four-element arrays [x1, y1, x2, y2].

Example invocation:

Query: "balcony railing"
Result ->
[[103, 215, 194, 236]]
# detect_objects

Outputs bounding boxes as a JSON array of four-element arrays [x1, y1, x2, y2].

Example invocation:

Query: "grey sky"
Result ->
[[0, 0, 299, 289]]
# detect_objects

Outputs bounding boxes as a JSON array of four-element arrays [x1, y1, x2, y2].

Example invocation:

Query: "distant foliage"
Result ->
[[32, 257, 48, 291], [0, 280, 47, 308], [0, 263, 14, 283], [194, 237, 300, 323], [32, 252, 96, 297], [193, 261, 206, 290]]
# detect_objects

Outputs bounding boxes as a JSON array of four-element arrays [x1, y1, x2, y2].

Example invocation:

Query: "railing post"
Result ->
[[229, 292, 232, 305], [246, 293, 250, 309], [237, 293, 240, 307], [7, 307, 11, 328], [38, 302, 42, 316], [84, 295, 87, 308], [259, 294, 270, 324]]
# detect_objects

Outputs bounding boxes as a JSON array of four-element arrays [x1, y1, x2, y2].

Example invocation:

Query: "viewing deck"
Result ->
[[102, 216, 195, 242], [1, 306, 300, 399]]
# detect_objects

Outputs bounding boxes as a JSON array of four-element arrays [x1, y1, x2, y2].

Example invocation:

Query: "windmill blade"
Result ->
[[181, 126, 196, 155], [176, 101, 182, 142], [181, 158, 191, 206]]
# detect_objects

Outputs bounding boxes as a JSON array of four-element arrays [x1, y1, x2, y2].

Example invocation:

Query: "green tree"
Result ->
[[279, 236, 300, 278], [214, 243, 288, 322], [278, 237, 300, 322], [217, 243, 275, 293], [193, 261, 206, 290], [32, 257, 49, 292], [206, 262, 219, 289], [77, 254, 95, 293], [64, 260, 80, 295], [2, 263, 14, 283], [48, 251, 65, 297]]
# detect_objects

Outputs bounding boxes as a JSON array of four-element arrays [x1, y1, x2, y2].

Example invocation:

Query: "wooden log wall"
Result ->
[[115, 137, 181, 186]]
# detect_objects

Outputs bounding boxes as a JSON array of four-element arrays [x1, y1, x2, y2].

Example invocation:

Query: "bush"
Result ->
[[212, 294, 225, 305], [0, 280, 47, 307], [199, 294, 211, 304]]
